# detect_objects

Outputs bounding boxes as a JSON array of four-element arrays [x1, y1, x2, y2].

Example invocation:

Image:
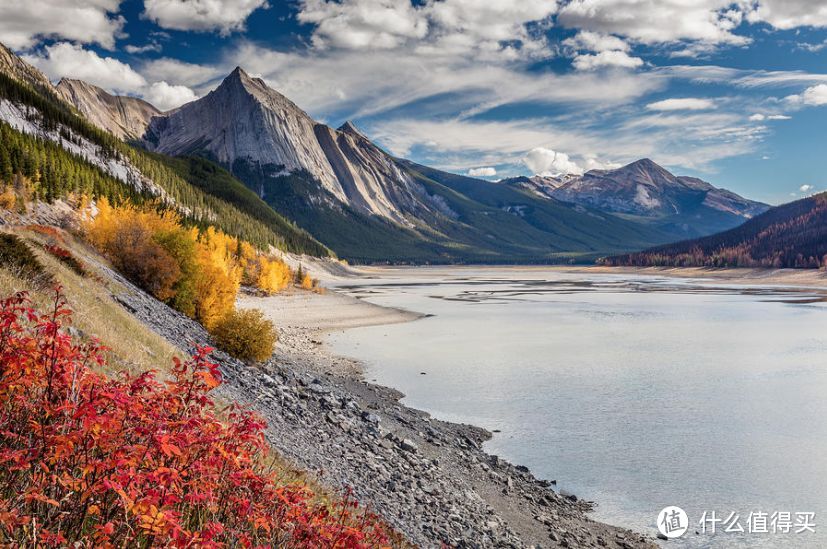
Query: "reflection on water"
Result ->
[[330, 269, 827, 548]]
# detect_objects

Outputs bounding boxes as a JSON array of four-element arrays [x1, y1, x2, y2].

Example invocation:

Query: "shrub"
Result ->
[[0, 289, 391, 547], [0, 233, 48, 284], [43, 244, 88, 276], [210, 308, 278, 362]]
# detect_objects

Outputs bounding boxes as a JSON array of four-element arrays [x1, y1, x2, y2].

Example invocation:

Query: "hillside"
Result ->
[[0, 53, 328, 256], [603, 192, 827, 268]]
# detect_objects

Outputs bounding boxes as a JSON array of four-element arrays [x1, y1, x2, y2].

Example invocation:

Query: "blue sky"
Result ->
[[4, 1, 827, 204]]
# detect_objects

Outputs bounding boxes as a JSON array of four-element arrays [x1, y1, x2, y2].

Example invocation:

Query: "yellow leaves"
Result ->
[[255, 257, 291, 295], [136, 503, 167, 534]]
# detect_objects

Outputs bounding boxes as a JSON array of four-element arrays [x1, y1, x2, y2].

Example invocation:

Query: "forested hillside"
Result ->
[[603, 193, 827, 268], [0, 71, 328, 256]]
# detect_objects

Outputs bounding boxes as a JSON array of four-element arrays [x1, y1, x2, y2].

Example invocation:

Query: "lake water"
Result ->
[[328, 268, 827, 548]]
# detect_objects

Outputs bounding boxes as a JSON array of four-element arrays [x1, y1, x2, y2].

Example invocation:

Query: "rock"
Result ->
[[361, 412, 380, 424], [400, 439, 418, 453]]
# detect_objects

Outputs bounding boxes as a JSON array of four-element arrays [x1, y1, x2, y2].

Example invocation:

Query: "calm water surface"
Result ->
[[328, 268, 827, 548]]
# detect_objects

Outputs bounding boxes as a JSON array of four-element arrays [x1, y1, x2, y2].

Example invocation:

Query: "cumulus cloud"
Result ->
[[298, 0, 428, 50], [467, 167, 497, 177], [572, 50, 644, 70], [646, 98, 716, 111], [143, 81, 198, 110], [524, 148, 583, 176], [747, 1, 827, 30], [25, 42, 146, 93], [0, 0, 124, 49], [558, 0, 749, 50], [143, 0, 268, 34], [800, 184, 814, 192], [24, 43, 196, 110], [140, 57, 225, 88], [563, 30, 643, 70], [297, 0, 558, 60], [786, 84, 827, 106]]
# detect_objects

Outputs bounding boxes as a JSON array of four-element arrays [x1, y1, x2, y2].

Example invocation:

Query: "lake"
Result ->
[[328, 267, 827, 547]]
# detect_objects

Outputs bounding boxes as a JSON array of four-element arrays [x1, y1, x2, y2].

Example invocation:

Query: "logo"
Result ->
[[657, 506, 689, 539]]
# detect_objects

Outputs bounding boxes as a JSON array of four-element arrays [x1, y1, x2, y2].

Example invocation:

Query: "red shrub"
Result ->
[[0, 289, 390, 548]]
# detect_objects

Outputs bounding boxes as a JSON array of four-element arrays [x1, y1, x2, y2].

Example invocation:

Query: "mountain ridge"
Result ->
[[603, 192, 827, 268], [8, 46, 771, 263]]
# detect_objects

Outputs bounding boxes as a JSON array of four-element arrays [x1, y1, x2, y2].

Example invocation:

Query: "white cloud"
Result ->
[[563, 30, 643, 71], [786, 84, 827, 106], [747, 0, 827, 30], [572, 50, 644, 70], [223, 42, 664, 121], [25, 42, 146, 93], [524, 147, 583, 176], [564, 30, 630, 53], [467, 167, 497, 177], [0, 0, 124, 49], [143, 0, 268, 34], [140, 57, 224, 88], [24, 43, 196, 110], [557, 0, 749, 49], [299, 0, 428, 50], [646, 97, 716, 111], [800, 184, 814, 192], [749, 113, 791, 121], [124, 42, 162, 54], [297, 0, 558, 60], [143, 81, 197, 110]]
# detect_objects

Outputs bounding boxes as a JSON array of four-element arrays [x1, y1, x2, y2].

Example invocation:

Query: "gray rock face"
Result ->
[[549, 158, 768, 220], [144, 68, 452, 224], [56, 79, 160, 140], [0, 42, 55, 93]]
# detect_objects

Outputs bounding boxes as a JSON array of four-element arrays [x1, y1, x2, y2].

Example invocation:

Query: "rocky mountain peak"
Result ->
[[56, 78, 160, 140], [0, 42, 56, 94], [338, 120, 368, 140]]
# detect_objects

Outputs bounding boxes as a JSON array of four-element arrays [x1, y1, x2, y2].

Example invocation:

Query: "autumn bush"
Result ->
[[0, 289, 391, 547], [84, 199, 300, 329], [210, 308, 278, 363], [43, 244, 88, 277]]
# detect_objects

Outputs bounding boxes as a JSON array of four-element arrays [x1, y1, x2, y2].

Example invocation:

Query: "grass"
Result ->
[[0, 227, 180, 376]]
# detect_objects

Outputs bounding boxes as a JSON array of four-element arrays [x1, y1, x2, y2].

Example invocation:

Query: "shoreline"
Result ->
[[237, 285, 657, 547]]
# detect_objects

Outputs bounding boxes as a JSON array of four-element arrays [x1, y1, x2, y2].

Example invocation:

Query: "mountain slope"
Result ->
[[603, 193, 827, 268], [532, 159, 768, 237], [140, 68, 695, 263], [57, 78, 160, 140], [0, 44, 329, 256], [145, 68, 449, 226]]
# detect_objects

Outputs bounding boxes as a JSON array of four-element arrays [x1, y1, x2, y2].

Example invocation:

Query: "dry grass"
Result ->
[[0, 226, 180, 377]]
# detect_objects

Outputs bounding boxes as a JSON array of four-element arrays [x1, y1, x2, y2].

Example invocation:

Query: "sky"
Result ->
[[4, 1, 827, 204]]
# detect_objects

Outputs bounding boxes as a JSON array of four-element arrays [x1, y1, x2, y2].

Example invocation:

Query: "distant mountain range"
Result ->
[[0, 42, 776, 264], [501, 158, 768, 238], [604, 192, 827, 268]]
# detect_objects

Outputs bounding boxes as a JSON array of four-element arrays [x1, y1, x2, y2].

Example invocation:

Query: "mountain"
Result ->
[[0, 42, 771, 264], [603, 192, 827, 268], [139, 68, 692, 262], [144, 68, 448, 226], [0, 43, 329, 257], [528, 159, 769, 237], [0, 42, 55, 94], [56, 79, 160, 140]]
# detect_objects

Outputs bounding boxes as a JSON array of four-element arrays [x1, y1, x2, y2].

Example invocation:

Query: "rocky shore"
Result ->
[[115, 280, 657, 548]]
